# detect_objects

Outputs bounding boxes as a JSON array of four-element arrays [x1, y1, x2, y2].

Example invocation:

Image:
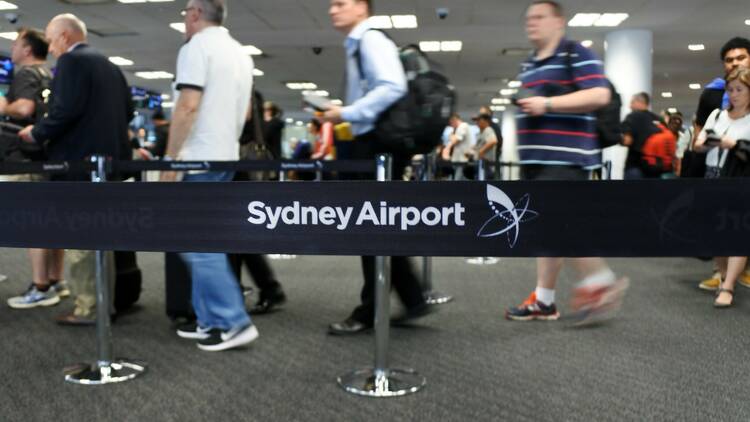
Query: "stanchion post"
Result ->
[[64, 155, 146, 385], [421, 153, 453, 305], [338, 154, 425, 397]]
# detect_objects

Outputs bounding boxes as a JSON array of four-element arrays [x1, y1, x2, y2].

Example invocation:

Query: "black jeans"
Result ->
[[347, 131, 426, 324]]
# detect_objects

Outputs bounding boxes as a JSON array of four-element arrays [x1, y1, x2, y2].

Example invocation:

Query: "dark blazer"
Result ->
[[32, 44, 134, 162]]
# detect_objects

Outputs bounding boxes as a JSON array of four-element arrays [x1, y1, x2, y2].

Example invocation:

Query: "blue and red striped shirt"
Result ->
[[516, 39, 607, 169]]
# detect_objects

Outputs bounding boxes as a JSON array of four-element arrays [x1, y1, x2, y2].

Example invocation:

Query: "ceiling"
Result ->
[[5, 0, 750, 121]]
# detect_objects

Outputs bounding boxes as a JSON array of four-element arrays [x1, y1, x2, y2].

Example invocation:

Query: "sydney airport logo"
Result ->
[[245, 184, 536, 245], [477, 185, 538, 248]]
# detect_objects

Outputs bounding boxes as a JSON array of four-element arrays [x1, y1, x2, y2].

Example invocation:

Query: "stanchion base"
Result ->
[[64, 360, 147, 385], [466, 257, 500, 265], [268, 254, 297, 260], [424, 290, 454, 305], [338, 368, 425, 397]]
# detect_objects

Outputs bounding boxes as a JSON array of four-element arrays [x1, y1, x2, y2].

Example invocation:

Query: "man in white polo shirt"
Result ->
[[161, 0, 257, 352]]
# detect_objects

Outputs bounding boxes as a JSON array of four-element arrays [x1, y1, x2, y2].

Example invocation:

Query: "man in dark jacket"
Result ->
[[19, 14, 134, 325]]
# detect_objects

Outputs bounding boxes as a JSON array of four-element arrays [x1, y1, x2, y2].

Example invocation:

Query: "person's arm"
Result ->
[[478, 136, 498, 159], [163, 88, 202, 160], [694, 110, 720, 152], [27, 55, 86, 143], [335, 31, 407, 124], [1, 98, 35, 120]]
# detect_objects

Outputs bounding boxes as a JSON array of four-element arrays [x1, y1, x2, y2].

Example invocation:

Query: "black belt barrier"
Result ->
[[0, 178, 747, 257]]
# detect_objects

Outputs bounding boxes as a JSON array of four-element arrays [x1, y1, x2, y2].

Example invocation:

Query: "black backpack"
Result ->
[[563, 41, 622, 148], [356, 30, 456, 155]]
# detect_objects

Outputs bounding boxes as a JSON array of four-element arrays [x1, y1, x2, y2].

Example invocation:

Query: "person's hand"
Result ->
[[320, 106, 342, 124], [517, 96, 548, 116], [721, 136, 737, 150], [441, 146, 452, 161], [18, 125, 35, 143], [159, 171, 179, 182]]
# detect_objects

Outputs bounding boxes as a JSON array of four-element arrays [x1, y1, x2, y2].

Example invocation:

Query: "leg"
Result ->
[[716, 257, 747, 307], [28, 248, 50, 287], [47, 249, 65, 282], [244, 254, 286, 314], [181, 251, 251, 331]]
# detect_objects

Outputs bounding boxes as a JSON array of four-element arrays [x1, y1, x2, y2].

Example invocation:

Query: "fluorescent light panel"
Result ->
[[302, 90, 330, 97], [135, 71, 174, 80], [581, 40, 594, 48], [689, 83, 702, 90], [667, 108, 678, 114], [253, 68, 264, 76], [241, 45, 263, 56], [169, 22, 185, 33], [331, 99, 343, 106], [490, 106, 506, 112], [568, 13, 629, 27], [0, 1, 17, 10], [500, 88, 517, 96], [370, 15, 418, 29], [0, 32, 17, 40], [661, 92, 673, 98], [508, 80, 522, 88], [286, 82, 317, 90], [109, 56, 134, 66], [161, 101, 174, 108], [688, 44, 705, 51], [491, 98, 511, 105], [419, 41, 462, 52]]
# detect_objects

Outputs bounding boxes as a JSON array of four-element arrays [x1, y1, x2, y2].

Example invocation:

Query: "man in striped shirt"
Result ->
[[506, 1, 627, 324]]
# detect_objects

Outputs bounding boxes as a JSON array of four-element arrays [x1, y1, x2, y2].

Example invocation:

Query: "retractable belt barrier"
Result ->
[[1, 155, 748, 395], [0, 174, 746, 257]]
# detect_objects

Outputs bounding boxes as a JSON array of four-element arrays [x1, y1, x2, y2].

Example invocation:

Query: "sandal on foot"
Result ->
[[714, 288, 734, 308]]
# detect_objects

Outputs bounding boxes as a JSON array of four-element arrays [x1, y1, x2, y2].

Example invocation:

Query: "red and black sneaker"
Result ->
[[570, 277, 630, 326], [505, 292, 560, 321]]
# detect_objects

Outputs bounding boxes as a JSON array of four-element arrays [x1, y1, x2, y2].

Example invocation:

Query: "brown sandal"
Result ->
[[714, 287, 734, 308]]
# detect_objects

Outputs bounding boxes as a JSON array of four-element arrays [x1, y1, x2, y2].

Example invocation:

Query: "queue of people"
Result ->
[[0, 0, 747, 353]]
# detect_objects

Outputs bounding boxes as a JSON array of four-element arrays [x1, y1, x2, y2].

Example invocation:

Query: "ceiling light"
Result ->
[[661, 92, 673, 98], [161, 94, 170, 100], [241, 45, 263, 56], [286, 82, 317, 90], [668, 108, 678, 114], [0, 1, 17, 10], [490, 106, 506, 112], [109, 56, 134, 66], [581, 40, 594, 48], [295, 121, 304, 126], [440, 41, 462, 52], [500, 88, 517, 96], [285, 118, 294, 124], [508, 80, 522, 88], [745, 19, 750, 26], [689, 83, 702, 90], [594, 13, 629, 27], [0, 32, 17, 40], [491, 98, 511, 105], [391, 15, 418, 29], [688, 44, 705, 51], [161, 101, 174, 108], [169, 22, 185, 33], [253, 68, 264, 77], [302, 90, 329, 97], [492, 118, 499, 124], [331, 99, 343, 106], [568, 13, 601, 27], [135, 71, 174, 80], [568, 13, 628, 27], [369, 15, 393, 29], [419, 41, 441, 52]]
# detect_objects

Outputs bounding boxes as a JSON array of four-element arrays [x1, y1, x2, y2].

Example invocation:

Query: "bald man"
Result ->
[[19, 14, 134, 325]]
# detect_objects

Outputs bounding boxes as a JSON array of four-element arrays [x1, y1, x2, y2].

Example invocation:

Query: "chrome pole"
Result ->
[[421, 153, 453, 305], [64, 155, 146, 385], [338, 154, 425, 397]]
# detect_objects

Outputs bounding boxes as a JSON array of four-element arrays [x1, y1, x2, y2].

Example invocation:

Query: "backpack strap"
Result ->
[[353, 28, 392, 82]]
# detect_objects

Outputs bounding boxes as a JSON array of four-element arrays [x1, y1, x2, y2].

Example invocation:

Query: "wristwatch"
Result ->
[[544, 98, 553, 113]]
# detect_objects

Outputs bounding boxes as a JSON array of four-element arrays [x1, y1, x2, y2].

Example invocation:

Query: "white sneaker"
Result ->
[[7, 285, 60, 309], [197, 324, 259, 352], [176, 322, 211, 340]]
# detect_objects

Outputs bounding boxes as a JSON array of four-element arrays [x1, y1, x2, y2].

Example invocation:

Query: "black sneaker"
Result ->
[[176, 322, 211, 340], [197, 324, 259, 352], [505, 292, 560, 321], [249, 289, 287, 315]]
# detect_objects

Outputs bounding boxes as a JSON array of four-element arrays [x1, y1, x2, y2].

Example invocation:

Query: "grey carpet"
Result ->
[[0, 250, 746, 422]]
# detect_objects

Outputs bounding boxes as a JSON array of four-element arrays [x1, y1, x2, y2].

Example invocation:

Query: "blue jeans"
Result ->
[[180, 171, 251, 330]]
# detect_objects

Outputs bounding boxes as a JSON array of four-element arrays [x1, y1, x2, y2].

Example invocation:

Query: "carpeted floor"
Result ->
[[0, 250, 746, 421]]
